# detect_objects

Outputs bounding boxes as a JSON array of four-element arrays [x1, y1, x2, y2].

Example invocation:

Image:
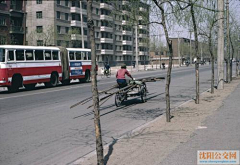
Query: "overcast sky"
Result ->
[[149, 0, 240, 44]]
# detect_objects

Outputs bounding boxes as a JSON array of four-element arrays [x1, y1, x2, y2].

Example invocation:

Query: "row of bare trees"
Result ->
[[86, 0, 240, 164]]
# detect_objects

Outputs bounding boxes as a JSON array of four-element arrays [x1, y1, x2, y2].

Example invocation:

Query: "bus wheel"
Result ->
[[24, 83, 36, 90], [8, 75, 22, 92], [79, 70, 90, 83], [45, 73, 58, 87]]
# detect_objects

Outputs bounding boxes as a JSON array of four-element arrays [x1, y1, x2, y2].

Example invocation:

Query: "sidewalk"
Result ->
[[76, 77, 240, 165]]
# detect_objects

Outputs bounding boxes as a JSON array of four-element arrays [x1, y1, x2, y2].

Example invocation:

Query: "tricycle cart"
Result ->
[[115, 80, 147, 107]]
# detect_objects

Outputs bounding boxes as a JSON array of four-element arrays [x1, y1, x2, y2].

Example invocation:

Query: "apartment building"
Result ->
[[25, 0, 150, 66], [0, 0, 26, 45]]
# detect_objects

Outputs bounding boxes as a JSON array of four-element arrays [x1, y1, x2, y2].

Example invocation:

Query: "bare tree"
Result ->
[[27, 25, 57, 46], [198, 0, 218, 94], [151, 0, 176, 122], [87, 0, 104, 164]]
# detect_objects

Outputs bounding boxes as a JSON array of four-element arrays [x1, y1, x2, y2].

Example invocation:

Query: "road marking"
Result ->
[[0, 66, 211, 100]]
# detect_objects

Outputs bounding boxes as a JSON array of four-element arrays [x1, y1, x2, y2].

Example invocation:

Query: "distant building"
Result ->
[[0, 0, 26, 45], [25, 0, 150, 66]]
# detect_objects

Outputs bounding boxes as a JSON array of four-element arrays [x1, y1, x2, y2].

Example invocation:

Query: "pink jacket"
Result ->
[[116, 69, 132, 79]]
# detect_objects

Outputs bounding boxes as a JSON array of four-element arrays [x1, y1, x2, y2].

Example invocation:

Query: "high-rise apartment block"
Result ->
[[26, 0, 150, 66], [0, 0, 26, 45]]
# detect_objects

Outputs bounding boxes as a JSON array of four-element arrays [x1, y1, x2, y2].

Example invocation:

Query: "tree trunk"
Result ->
[[153, 0, 173, 122], [226, 0, 231, 82], [87, 1, 104, 165], [190, 1, 200, 104], [211, 56, 214, 93], [217, 0, 224, 89]]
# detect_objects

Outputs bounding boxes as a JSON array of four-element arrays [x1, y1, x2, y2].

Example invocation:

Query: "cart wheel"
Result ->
[[115, 92, 122, 107], [141, 87, 147, 103]]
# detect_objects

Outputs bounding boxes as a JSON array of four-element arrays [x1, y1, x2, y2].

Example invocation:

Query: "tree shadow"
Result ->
[[104, 138, 118, 165]]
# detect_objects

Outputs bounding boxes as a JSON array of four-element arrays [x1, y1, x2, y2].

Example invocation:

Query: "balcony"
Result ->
[[71, 20, 87, 27], [70, 7, 87, 15], [122, 1, 129, 5], [9, 26, 24, 34], [139, 7, 147, 12], [122, 30, 132, 35], [139, 42, 148, 47], [71, 34, 88, 41], [100, 26, 113, 32], [122, 50, 132, 55], [122, 40, 132, 45], [100, 15, 113, 21], [100, 38, 113, 43], [139, 34, 148, 38], [100, 3, 113, 10], [139, 25, 148, 30], [101, 49, 113, 55], [139, 51, 148, 55], [10, 5, 24, 13]]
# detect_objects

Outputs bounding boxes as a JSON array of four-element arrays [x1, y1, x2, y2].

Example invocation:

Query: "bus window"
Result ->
[[8, 50, 14, 61], [76, 52, 82, 60], [25, 50, 34, 61], [69, 51, 75, 60], [16, 50, 25, 61], [44, 50, 52, 60], [88, 52, 91, 60], [35, 50, 44, 60], [52, 51, 59, 60], [0, 49, 5, 62], [82, 52, 87, 60]]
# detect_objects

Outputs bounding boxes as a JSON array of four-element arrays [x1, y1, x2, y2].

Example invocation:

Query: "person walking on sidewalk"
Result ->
[[116, 64, 133, 88]]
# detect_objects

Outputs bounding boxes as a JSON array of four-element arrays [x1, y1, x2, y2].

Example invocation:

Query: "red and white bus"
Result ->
[[0, 45, 92, 92]]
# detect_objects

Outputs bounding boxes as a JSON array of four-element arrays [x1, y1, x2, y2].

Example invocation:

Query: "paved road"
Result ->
[[0, 65, 216, 165]]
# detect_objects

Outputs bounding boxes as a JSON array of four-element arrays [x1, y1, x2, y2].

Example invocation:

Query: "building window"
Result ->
[[57, 0, 60, 5], [65, 27, 69, 34], [0, 18, 6, 26], [57, 11, 60, 19], [36, 11, 42, 19], [96, 8, 99, 15], [57, 26, 61, 34], [83, 16, 87, 22], [36, 26, 43, 33], [57, 40, 61, 46], [0, 36, 6, 45], [65, 0, 68, 6], [65, 13, 68, 21], [84, 29, 87, 35], [36, 0, 42, 4]]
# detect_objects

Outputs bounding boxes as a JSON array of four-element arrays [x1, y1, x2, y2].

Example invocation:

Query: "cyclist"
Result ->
[[116, 64, 133, 88], [104, 62, 110, 75]]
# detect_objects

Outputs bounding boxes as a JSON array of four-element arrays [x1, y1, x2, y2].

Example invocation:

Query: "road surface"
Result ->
[[0, 65, 217, 165]]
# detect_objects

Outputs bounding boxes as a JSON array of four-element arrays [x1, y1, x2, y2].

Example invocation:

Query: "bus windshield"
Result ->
[[0, 49, 5, 62]]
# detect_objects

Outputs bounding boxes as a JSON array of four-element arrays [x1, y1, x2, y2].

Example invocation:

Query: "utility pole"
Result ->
[[201, 42, 203, 62], [226, 0, 231, 82], [189, 30, 193, 65], [135, 25, 139, 71], [217, 0, 224, 89], [80, 1, 85, 48]]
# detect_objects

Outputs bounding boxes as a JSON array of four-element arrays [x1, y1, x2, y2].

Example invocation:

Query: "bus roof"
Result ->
[[0, 45, 60, 51], [66, 48, 91, 52]]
